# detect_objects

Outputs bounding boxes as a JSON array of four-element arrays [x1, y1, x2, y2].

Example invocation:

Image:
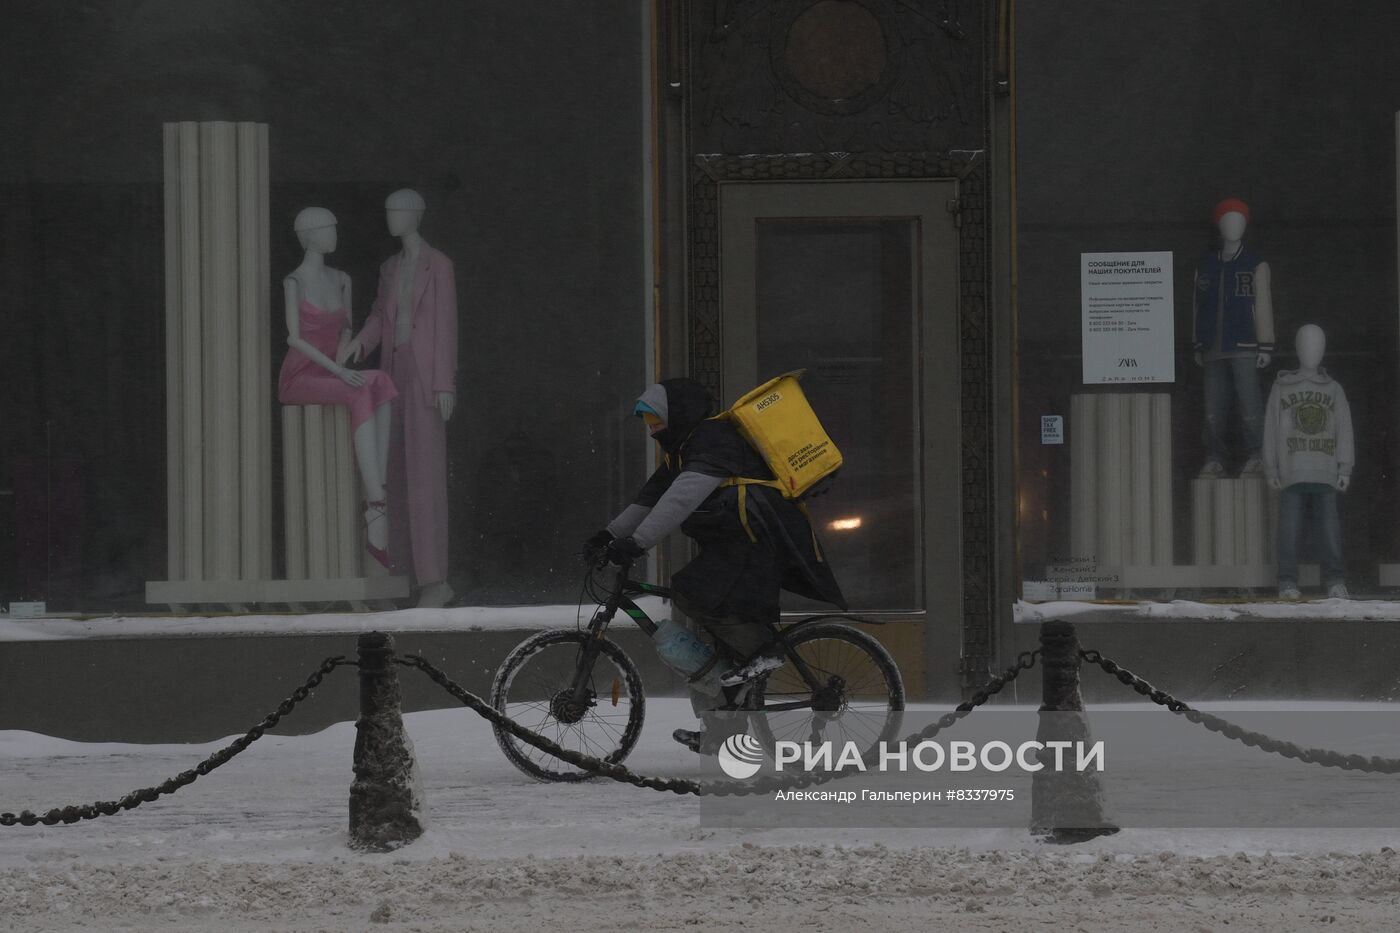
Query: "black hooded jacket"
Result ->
[[633, 378, 847, 620]]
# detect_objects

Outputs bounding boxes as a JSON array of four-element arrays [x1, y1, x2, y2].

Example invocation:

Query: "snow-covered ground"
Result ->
[[0, 600, 670, 642], [1015, 596, 1400, 623], [4, 700, 1400, 931]]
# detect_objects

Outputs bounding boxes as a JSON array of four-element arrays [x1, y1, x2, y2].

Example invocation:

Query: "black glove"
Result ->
[[583, 529, 614, 566], [605, 536, 646, 566]]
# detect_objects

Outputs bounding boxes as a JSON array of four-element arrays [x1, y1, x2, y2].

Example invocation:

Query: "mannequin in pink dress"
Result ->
[[278, 207, 398, 566]]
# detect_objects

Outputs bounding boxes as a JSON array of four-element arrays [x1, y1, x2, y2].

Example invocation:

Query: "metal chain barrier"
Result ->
[[396, 649, 1041, 797], [0, 656, 353, 827], [1080, 649, 1400, 774]]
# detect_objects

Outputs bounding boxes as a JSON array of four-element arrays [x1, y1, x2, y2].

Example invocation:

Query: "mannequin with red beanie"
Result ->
[[1190, 198, 1275, 478]]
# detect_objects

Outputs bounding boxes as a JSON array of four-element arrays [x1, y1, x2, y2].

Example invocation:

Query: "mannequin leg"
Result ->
[[1318, 486, 1344, 587], [353, 421, 386, 501], [1231, 356, 1265, 457], [354, 419, 389, 555], [1201, 360, 1229, 467], [374, 402, 391, 485], [1276, 485, 1302, 588]]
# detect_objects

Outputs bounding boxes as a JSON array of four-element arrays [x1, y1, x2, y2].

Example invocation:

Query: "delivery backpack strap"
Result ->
[[718, 477, 825, 563]]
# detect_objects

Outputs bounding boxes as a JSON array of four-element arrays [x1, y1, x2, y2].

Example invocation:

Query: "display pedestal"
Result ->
[[1187, 478, 1318, 589], [1060, 392, 1175, 590], [279, 403, 409, 607], [150, 407, 413, 610], [146, 120, 278, 609], [1058, 393, 1319, 594], [145, 123, 406, 611], [1192, 476, 1271, 573], [145, 576, 409, 613], [284, 404, 354, 580], [1069, 392, 1173, 567]]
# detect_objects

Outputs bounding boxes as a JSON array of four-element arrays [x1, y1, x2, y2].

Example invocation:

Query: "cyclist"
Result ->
[[585, 377, 846, 754]]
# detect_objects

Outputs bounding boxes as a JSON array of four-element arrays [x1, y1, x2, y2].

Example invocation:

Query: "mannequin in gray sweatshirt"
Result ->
[[1262, 325, 1353, 599]]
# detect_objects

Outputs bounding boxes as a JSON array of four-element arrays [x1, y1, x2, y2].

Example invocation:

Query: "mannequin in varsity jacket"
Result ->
[[1262, 325, 1353, 599], [1191, 198, 1275, 479]]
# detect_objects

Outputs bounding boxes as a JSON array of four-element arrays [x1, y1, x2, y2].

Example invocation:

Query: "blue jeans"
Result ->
[[1202, 356, 1263, 465], [1276, 483, 1344, 586]]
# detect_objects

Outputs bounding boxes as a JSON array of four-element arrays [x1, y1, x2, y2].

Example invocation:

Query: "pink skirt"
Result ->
[[278, 358, 398, 431]]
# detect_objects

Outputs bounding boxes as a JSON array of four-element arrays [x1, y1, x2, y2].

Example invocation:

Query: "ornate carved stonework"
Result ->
[[691, 0, 978, 155], [771, 0, 898, 115], [682, 0, 995, 693]]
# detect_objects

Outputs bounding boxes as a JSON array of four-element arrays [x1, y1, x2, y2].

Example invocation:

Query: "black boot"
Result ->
[[672, 729, 706, 754]]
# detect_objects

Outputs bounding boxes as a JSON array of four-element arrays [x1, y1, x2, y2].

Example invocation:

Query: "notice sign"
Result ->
[[1081, 251, 1175, 384]]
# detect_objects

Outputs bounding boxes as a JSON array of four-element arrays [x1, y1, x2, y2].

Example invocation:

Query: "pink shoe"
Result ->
[[365, 501, 390, 569]]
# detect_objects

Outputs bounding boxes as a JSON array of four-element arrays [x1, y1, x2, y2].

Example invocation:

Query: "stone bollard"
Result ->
[[349, 632, 425, 852], [1029, 620, 1118, 843]]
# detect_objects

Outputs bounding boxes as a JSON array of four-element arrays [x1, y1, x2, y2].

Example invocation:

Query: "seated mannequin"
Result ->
[[278, 207, 398, 567]]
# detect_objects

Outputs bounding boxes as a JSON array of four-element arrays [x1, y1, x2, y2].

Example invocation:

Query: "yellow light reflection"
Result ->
[[828, 517, 863, 531]]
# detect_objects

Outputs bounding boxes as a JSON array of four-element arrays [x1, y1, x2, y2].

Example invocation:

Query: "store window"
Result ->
[[1014, 3, 1400, 601], [1, 3, 647, 611], [755, 219, 922, 611]]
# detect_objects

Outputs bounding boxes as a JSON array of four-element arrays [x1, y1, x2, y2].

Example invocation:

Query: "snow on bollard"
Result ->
[[349, 632, 426, 852], [1029, 620, 1118, 843]]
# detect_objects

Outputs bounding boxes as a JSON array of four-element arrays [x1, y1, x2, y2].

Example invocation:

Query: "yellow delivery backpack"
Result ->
[[715, 370, 842, 550]]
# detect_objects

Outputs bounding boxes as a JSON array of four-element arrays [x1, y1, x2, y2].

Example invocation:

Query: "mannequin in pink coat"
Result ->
[[343, 190, 458, 607]]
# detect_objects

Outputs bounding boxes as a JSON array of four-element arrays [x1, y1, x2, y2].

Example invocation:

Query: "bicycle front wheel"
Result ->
[[489, 629, 646, 782], [750, 622, 905, 760]]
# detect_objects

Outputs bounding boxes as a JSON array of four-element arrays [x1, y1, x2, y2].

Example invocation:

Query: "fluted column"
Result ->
[[155, 121, 272, 590]]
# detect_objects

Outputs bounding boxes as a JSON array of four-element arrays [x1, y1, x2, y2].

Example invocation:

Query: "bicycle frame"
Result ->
[[566, 560, 854, 713]]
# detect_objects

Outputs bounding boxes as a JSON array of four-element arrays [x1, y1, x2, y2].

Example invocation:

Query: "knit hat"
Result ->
[[633, 384, 668, 422], [1212, 198, 1251, 224]]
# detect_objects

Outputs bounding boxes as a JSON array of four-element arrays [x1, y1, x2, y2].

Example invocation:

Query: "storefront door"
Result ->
[[718, 180, 962, 686]]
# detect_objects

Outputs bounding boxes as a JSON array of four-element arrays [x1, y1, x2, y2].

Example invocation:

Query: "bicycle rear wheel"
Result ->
[[749, 623, 904, 760], [489, 629, 645, 782]]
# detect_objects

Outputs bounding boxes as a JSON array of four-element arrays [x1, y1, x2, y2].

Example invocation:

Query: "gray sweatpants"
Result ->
[[672, 595, 776, 662], [673, 596, 775, 731]]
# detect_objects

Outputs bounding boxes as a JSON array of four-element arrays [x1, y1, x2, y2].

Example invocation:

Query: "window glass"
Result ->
[[756, 218, 922, 610], [1, 3, 646, 610], [1014, 3, 1400, 601]]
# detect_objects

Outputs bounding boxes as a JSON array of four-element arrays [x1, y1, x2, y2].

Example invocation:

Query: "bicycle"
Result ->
[[489, 558, 905, 782]]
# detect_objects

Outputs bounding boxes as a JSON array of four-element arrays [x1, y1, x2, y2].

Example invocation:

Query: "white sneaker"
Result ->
[[1198, 460, 1226, 479], [417, 581, 454, 608], [1278, 584, 1301, 601], [1327, 583, 1350, 599], [1239, 456, 1264, 476]]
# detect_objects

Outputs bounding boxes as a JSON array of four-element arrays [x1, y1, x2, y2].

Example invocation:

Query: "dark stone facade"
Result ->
[[688, 0, 983, 155], [680, 0, 996, 688]]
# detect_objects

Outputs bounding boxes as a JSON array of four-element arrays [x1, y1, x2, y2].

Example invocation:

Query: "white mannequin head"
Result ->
[[1295, 324, 1326, 370], [385, 188, 426, 237], [293, 206, 337, 253], [1218, 211, 1247, 243], [1212, 198, 1251, 245]]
